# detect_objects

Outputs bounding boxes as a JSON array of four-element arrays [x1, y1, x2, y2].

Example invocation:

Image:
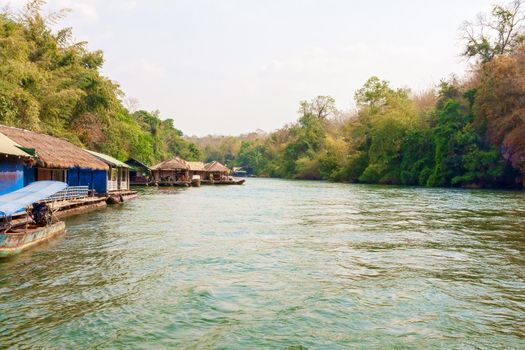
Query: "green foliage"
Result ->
[[1, 1, 523, 190], [205, 74, 519, 189], [0, 3, 200, 165], [462, 0, 525, 62]]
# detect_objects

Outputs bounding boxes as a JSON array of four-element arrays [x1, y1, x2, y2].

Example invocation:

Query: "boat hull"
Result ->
[[156, 182, 190, 187], [107, 191, 138, 204], [0, 221, 66, 258], [206, 179, 246, 185]]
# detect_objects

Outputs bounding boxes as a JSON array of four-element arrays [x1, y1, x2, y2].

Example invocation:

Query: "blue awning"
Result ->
[[0, 181, 67, 217]]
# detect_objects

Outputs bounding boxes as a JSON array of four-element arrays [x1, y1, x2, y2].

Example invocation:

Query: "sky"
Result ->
[[3, 0, 495, 136]]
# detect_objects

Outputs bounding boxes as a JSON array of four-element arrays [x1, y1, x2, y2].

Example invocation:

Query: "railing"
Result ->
[[45, 186, 89, 202], [108, 180, 118, 192]]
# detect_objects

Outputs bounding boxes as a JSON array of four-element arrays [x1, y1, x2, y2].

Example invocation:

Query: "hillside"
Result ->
[[0, 1, 201, 165]]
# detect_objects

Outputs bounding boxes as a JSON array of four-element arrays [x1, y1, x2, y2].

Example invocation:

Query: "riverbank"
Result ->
[[1, 178, 524, 349]]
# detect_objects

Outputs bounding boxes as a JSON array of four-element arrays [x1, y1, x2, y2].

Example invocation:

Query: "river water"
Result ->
[[1, 178, 524, 349]]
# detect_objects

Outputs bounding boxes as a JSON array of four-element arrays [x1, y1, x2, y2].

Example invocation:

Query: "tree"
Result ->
[[473, 43, 525, 184], [298, 96, 337, 120], [461, 0, 525, 62], [0, 2, 201, 165], [354, 76, 410, 113]]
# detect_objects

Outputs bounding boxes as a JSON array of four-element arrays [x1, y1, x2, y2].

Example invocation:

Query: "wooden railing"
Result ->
[[108, 180, 118, 192]]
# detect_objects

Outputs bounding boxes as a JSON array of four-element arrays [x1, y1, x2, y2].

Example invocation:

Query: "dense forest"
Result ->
[[2, 1, 525, 189], [0, 0, 201, 164], [194, 0, 525, 189]]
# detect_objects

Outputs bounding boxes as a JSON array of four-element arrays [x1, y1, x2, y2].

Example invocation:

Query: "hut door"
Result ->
[[37, 168, 52, 181]]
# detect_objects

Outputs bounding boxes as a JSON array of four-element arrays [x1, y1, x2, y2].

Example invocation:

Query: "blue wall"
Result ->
[[21, 166, 108, 195], [67, 167, 79, 186], [92, 170, 107, 194], [79, 168, 93, 189], [0, 157, 25, 195], [68, 167, 108, 194], [23, 165, 35, 186]]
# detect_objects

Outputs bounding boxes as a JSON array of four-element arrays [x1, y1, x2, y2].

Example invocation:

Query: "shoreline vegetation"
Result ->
[[2, 1, 525, 190]]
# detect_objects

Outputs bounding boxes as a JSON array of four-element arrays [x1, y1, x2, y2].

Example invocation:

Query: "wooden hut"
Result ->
[[0, 132, 34, 195], [0, 125, 109, 194], [187, 161, 206, 180], [204, 161, 230, 182], [150, 157, 190, 186], [125, 158, 151, 185], [85, 150, 131, 192]]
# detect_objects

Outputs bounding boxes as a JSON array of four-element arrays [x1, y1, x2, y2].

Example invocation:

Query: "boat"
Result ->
[[191, 175, 201, 187], [0, 181, 68, 258], [156, 181, 190, 187], [232, 167, 247, 177], [213, 176, 246, 185], [0, 221, 65, 258], [106, 190, 138, 204]]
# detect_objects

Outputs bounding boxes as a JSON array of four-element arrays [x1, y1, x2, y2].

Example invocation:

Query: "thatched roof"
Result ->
[[205, 161, 229, 172], [0, 125, 108, 170], [187, 161, 206, 171], [151, 156, 189, 170]]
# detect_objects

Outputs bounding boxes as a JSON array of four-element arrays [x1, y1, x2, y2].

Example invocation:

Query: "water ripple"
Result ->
[[1, 179, 524, 349]]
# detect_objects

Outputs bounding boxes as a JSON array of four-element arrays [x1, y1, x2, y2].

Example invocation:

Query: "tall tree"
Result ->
[[462, 0, 525, 62]]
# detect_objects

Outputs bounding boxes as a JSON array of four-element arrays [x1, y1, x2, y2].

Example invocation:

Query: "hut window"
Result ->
[[110, 168, 117, 181], [52, 169, 66, 182], [37, 168, 66, 182]]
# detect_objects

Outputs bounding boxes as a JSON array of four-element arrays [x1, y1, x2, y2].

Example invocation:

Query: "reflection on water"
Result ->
[[1, 179, 524, 349]]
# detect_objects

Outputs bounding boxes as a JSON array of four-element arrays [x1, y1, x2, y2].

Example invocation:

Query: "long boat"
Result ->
[[106, 190, 139, 204], [213, 178, 245, 185], [0, 181, 68, 258], [202, 177, 246, 185]]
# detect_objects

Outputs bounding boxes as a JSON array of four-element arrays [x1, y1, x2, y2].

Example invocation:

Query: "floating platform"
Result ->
[[54, 197, 108, 219], [0, 221, 66, 258]]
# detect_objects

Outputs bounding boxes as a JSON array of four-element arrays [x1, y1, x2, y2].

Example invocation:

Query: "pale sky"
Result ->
[[3, 0, 494, 136]]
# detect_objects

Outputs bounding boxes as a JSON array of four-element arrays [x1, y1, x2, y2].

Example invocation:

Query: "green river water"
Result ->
[[1, 178, 524, 349]]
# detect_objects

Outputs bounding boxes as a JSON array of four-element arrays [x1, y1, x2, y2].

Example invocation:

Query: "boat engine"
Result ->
[[31, 203, 53, 226]]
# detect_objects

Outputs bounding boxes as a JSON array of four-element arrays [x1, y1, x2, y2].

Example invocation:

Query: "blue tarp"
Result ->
[[0, 181, 67, 217]]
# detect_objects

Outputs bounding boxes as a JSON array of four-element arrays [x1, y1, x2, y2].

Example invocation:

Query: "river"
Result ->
[[1, 178, 524, 349]]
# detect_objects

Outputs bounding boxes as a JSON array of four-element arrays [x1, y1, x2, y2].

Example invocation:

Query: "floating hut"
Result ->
[[188, 161, 206, 178], [0, 125, 109, 194], [85, 150, 130, 192], [187, 161, 206, 187], [204, 161, 245, 185], [150, 156, 190, 186], [125, 158, 151, 185], [84, 150, 137, 203], [204, 161, 230, 182], [0, 132, 34, 195]]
